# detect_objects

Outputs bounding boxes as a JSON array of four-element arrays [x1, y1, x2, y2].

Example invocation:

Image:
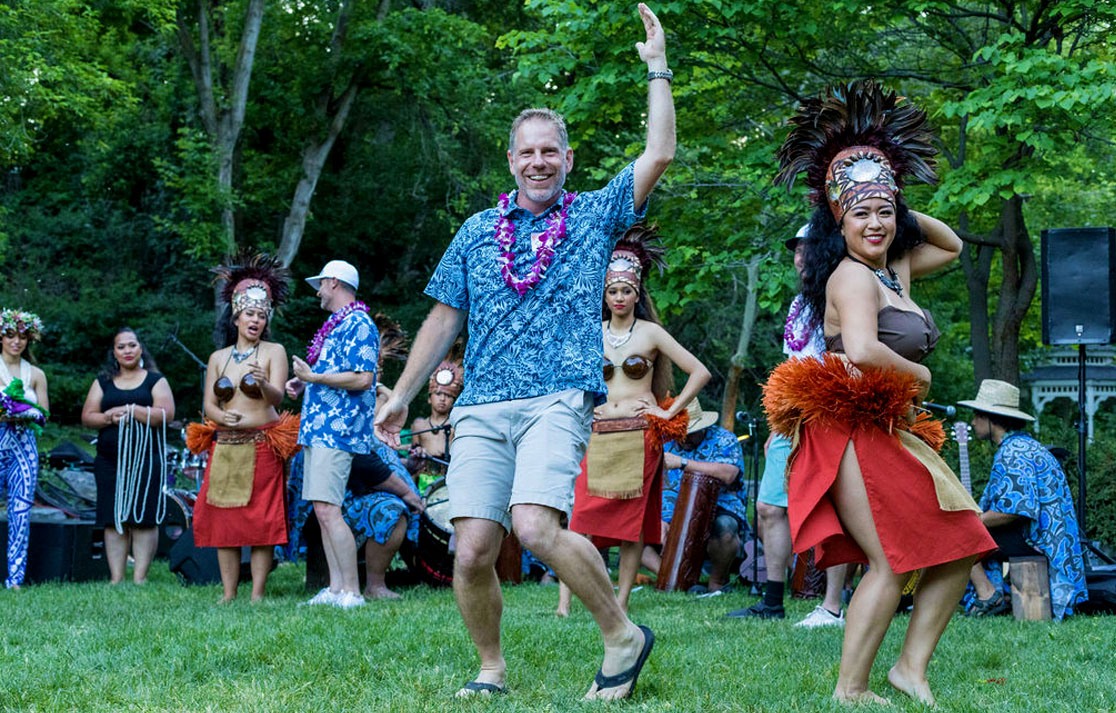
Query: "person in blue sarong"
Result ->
[[959, 379, 1088, 620]]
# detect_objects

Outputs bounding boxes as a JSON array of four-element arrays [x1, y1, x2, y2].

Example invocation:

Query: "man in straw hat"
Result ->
[[959, 379, 1088, 619], [643, 398, 748, 594]]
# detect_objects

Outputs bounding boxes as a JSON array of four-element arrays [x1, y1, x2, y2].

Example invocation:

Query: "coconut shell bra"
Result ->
[[603, 355, 654, 381]]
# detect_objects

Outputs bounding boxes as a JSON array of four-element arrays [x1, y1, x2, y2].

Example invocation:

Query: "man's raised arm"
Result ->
[[632, 3, 675, 208]]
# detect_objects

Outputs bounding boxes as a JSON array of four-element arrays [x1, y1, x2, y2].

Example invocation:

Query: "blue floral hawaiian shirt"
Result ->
[[662, 425, 749, 532], [979, 431, 1088, 619], [298, 310, 379, 454], [424, 163, 646, 407]]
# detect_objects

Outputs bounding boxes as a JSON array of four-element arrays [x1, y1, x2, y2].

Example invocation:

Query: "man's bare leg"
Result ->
[[314, 501, 359, 593], [511, 504, 647, 701], [452, 516, 507, 693], [364, 519, 406, 599]]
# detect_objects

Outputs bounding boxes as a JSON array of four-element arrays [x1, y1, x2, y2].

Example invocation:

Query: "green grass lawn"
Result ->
[[2, 564, 1114, 713]]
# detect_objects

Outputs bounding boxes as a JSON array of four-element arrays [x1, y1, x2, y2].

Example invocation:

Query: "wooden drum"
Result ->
[[656, 471, 722, 592]]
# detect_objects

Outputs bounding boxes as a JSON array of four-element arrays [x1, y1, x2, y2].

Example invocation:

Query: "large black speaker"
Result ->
[[0, 516, 109, 584], [1041, 227, 1116, 345]]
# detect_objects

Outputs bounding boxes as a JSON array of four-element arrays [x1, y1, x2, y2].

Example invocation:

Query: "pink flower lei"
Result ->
[[494, 191, 577, 296], [783, 295, 812, 352], [306, 301, 369, 365]]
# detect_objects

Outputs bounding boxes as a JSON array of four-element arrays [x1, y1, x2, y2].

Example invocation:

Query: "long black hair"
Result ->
[[101, 327, 158, 379], [213, 304, 271, 349], [799, 197, 925, 328]]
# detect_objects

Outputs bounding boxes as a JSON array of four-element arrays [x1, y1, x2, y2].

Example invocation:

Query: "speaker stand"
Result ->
[[1076, 345, 1116, 567]]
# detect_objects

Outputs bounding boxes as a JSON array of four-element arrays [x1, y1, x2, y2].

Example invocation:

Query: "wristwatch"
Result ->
[[679, 457, 688, 471], [647, 69, 674, 83]]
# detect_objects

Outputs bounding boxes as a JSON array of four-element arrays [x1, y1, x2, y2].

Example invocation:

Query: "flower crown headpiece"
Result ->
[[0, 309, 43, 341]]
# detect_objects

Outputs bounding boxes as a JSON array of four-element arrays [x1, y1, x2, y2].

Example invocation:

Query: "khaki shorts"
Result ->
[[301, 446, 353, 505], [446, 389, 593, 532]]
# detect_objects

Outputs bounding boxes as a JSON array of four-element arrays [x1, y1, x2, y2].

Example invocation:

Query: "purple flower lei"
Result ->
[[494, 191, 577, 297], [306, 301, 369, 365], [783, 295, 812, 352]]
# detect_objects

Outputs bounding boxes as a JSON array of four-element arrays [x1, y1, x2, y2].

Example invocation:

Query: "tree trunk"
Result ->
[[720, 258, 760, 431], [989, 195, 1038, 384], [960, 219, 995, 386], [277, 81, 360, 267], [176, 0, 266, 257]]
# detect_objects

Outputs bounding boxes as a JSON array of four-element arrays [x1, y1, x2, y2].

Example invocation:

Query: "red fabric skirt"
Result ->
[[570, 428, 663, 548], [789, 421, 995, 573], [194, 431, 289, 548]]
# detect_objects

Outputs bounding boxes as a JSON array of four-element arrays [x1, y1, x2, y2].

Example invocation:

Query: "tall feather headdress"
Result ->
[[774, 80, 938, 220], [211, 252, 291, 318], [372, 313, 410, 373], [607, 223, 668, 290]]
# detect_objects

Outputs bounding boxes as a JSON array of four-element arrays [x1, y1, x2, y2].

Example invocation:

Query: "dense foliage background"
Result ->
[[2, 1, 1114, 545]]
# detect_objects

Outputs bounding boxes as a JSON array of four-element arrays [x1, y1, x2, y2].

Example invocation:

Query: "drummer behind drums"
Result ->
[[561, 225, 711, 615], [643, 399, 749, 593], [407, 358, 462, 492]]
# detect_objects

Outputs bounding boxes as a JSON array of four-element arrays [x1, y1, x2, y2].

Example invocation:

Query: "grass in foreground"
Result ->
[[2, 563, 1114, 713]]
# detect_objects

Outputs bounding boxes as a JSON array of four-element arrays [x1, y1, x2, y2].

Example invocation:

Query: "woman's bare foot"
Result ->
[[364, 585, 401, 600], [555, 605, 569, 618], [888, 665, 936, 707], [217, 595, 236, 605], [833, 688, 891, 705]]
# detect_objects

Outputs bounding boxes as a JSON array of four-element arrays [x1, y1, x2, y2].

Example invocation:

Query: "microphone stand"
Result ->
[[736, 410, 761, 590]]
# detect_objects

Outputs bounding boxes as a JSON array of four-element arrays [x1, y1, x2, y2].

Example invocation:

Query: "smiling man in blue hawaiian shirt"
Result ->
[[959, 379, 1088, 620], [375, 5, 674, 699]]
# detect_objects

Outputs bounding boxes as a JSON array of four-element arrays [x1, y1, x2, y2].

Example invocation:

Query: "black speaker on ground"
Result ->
[[167, 526, 256, 586], [168, 526, 221, 585], [1041, 227, 1116, 345], [0, 516, 109, 584]]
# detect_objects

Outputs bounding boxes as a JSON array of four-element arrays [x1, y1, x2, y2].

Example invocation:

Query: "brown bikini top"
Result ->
[[603, 355, 654, 381], [825, 306, 940, 364], [214, 347, 264, 403]]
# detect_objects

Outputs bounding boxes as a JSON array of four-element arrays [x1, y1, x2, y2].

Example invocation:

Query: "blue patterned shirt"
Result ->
[[424, 163, 646, 406], [662, 425, 748, 528], [298, 310, 379, 453], [980, 431, 1088, 620]]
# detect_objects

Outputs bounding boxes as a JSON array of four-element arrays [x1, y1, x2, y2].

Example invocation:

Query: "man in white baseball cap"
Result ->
[[305, 259, 359, 292], [286, 259, 378, 609]]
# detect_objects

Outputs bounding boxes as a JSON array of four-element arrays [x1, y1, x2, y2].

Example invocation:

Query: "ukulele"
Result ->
[[952, 421, 972, 495]]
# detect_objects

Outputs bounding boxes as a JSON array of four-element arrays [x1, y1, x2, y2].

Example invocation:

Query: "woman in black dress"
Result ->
[[81, 328, 175, 584]]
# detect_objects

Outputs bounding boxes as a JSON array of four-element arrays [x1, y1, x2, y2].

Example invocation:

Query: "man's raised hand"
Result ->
[[635, 3, 666, 66]]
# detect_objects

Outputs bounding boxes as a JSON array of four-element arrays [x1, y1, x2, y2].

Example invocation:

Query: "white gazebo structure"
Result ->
[[1022, 346, 1116, 440]]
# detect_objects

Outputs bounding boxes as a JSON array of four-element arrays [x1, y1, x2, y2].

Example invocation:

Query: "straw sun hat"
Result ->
[[684, 397, 720, 433], [957, 379, 1035, 422]]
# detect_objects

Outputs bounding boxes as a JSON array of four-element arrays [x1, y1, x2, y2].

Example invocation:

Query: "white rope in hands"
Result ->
[[114, 404, 168, 534]]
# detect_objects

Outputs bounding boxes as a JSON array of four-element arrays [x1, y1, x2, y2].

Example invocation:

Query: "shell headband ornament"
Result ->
[[606, 249, 643, 289], [774, 79, 938, 221], [428, 360, 464, 398], [0, 309, 43, 341], [212, 252, 291, 320], [231, 279, 273, 318]]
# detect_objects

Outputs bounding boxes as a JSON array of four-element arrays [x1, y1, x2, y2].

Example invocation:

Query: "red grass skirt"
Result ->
[[764, 356, 995, 574], [193, 417, 298, 548]]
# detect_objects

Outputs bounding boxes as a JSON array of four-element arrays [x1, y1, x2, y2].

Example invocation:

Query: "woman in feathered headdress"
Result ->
[[765, 80, 995, 705], [561, 224, 711, 614], [188, 253, 299, 603], [0, 308, 49, 589]]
